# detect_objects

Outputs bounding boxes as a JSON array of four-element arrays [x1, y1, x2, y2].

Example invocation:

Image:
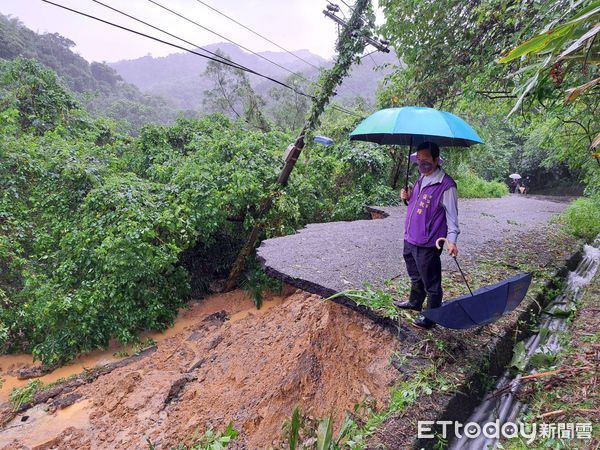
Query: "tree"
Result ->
[[203, 49, 270, 132], [499, 1, 599, 144], [267, 74, 311, 132], [377, 0, 570, 108]]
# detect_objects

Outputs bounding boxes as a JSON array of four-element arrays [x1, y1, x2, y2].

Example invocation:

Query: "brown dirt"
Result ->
[[0, 288, 399, 449]]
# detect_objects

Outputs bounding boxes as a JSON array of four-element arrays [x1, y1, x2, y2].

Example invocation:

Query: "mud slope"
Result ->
[[0, 289, 399, 449]]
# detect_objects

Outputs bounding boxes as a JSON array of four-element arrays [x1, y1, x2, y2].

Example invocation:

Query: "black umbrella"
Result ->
[[421, 238, 533, 329]]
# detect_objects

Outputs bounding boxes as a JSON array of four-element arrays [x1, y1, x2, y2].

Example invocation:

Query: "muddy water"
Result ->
[[0, 399, 92, 447], [0, 290, 284, 403], [449, 237, 600, 450]]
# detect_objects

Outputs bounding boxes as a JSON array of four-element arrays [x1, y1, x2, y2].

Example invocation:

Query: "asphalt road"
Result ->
[[256, 195, 572, 299]]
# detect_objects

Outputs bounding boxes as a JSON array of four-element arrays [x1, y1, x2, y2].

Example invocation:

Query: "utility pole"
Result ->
[[323, 3, 390, 54], [224, 0, 384, 292]]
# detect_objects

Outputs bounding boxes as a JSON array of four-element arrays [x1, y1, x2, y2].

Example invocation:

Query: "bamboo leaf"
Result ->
[[289, 406, 301, 450], [558, 23, 600, 60], [499, 23, 576, 63], [564, 76, 600, 103], [565, 3, 600, 24], [508, 72, 540, 117]]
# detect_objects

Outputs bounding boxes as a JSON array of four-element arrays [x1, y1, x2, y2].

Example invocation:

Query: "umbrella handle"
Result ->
[[435, 237, 446, 250], [436, 238, 474, 297]]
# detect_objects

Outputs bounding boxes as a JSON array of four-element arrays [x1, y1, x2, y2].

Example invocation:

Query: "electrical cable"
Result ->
[[192, 0, 321, 70]]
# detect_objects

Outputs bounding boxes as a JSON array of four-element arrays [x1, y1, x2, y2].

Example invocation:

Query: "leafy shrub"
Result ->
[[452, 165, 508, 198], [562, 196, 600, 242]]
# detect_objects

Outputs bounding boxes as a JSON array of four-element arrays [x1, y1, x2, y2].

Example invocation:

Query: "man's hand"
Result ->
[[447, 242, 459, 257], [400, 187, 412, 201]]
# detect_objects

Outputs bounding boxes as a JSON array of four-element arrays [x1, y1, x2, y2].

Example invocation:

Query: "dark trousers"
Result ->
[[403, 240, 443, 310]]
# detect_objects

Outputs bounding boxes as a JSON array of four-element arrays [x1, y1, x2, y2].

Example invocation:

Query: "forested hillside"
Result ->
[[0, 14, 187, 133], [0, 56, 403, 365], [109, 43, 398, 111]]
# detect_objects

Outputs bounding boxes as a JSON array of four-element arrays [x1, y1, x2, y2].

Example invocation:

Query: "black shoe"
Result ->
[[412, 315, 436, 329], [393, 300, 422, 311]]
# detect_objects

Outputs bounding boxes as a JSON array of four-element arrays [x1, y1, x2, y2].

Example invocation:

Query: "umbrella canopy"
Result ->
[[509, 173, 522, 179], [349, 106, 483, 147], [422, 272, 533, 329]]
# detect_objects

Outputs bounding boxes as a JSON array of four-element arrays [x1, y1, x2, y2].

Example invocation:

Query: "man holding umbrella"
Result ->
[[393, 141, 459, 329], [349, 106, 482, 328]]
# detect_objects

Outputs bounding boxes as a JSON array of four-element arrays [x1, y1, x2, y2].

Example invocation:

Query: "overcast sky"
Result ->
[[1, 0, 385, 63]]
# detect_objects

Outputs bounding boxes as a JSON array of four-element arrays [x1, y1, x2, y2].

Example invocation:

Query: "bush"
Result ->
[[453, 166, 508, 198], [562, 196, 600, 242]]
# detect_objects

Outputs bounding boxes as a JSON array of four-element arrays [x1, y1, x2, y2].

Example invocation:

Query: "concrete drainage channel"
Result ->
[[411, 238, 600, 450], [450, 238, 600, 449]]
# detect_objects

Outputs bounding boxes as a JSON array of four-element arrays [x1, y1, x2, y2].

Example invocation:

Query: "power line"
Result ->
[[145, 0, 311, 82], [90, 0, 246, 71], [144, 0, 367, 110], [192, 0, 321, 71], [40, 0, 361, 118], [338, 0, 355, 14], [359, 48, 378, 60], [41, 0, 307, 96]]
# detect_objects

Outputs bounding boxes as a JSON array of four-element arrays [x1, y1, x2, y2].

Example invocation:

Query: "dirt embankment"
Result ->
[[0, 288, 399, 449]]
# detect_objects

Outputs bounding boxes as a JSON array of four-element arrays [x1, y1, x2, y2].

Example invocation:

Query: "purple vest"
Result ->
[[404, 172, 456, 248]]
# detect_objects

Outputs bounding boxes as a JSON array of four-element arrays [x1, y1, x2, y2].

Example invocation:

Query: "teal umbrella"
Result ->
[[350, 106, 483, 203]]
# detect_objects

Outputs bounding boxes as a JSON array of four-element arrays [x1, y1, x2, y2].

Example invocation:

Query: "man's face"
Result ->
[[416, 149, 439, 174]]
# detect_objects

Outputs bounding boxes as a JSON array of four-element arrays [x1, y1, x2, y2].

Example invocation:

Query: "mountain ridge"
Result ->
[[108, 43, 401, 110]]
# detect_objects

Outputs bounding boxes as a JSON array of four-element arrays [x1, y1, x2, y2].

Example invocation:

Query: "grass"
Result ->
[[8, 372, 85, 411], [278, 364, 459, 449], [454, 170, 508, 199], [561, 196, 600, 242], [9, 379, 43, 411], [147, 423, 238, 450]]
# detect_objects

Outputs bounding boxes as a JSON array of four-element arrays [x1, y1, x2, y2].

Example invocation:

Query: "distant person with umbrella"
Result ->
[[509, 173, 521, 194], [393, 141, 460, 329]]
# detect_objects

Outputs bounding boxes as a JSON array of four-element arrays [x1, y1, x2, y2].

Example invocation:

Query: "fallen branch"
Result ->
[[488, 366, 591, 399], [539, 409, 565, 418], [538, 408, 599, 419], [520, 366, 591, 381]]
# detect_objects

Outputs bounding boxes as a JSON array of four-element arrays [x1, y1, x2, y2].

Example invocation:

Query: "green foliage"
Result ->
[[239, 258, 283, 309], [378, 0, 597, 199], [0, 58, 79, 134], [281, 405, 366, 449], [306, 0, 374, 129], [149, 423, 238, 450], [316, 416, 334, 450], [378, 0, 560, 107], [327, 286, 400, 320], [499, 1, 600, 116], [9, 380, 43, 410], [561, 196, 600, 241], [203, 50, 270, 132], [288, 406, 302, 450], [453, 166, 509, 198]]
